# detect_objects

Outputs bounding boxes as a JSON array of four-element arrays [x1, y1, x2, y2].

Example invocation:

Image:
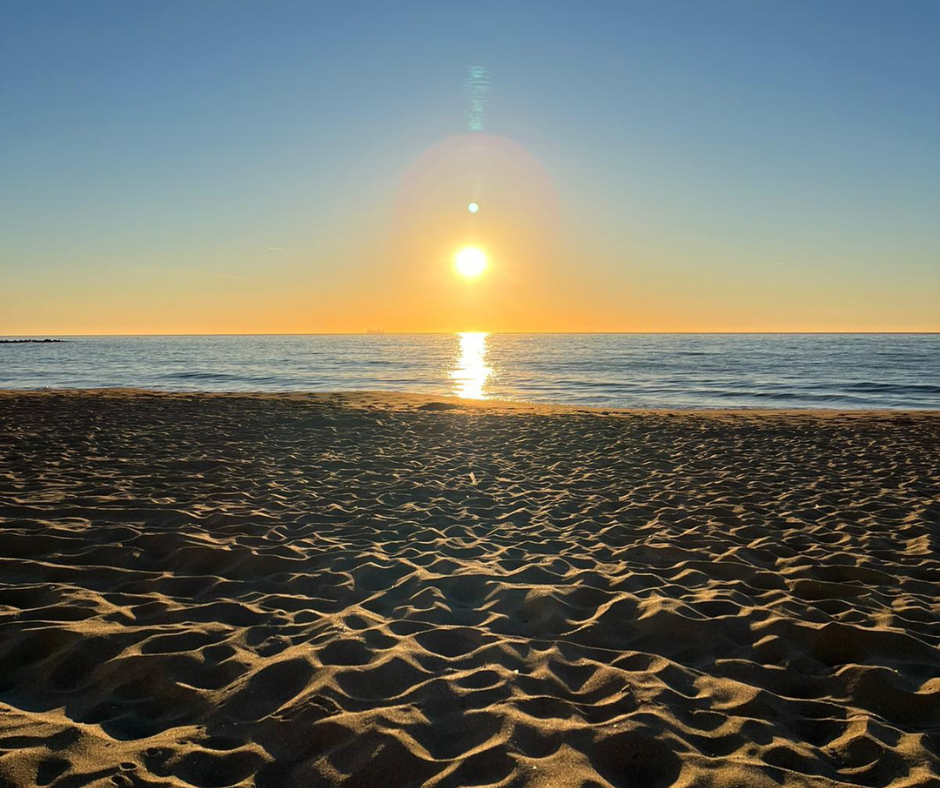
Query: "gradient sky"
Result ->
[[2, 1, 938, 334]]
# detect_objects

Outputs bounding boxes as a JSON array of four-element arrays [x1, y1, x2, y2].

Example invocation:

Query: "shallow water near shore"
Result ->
[[1, 333, 938, 409]]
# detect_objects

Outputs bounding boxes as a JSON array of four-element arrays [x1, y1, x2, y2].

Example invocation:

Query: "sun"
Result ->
[[454, 246, 487, 279]]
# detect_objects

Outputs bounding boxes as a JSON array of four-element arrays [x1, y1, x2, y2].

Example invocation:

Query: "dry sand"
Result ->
[[0, 390, 938, 788]]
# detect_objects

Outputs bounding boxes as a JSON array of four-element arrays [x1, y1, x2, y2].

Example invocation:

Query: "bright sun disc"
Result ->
[[454, 246, 487, 279]]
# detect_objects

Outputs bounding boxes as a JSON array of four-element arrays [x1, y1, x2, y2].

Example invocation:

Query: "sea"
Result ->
[[1, 334, 938, 409]]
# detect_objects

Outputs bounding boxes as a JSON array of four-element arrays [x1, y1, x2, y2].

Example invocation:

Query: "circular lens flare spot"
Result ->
[[468, 202, 479, 213], [454, 246, 487, 279]]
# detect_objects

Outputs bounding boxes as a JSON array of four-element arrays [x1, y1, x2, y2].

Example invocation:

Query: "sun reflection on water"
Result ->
[[451, 332, 492, 399]]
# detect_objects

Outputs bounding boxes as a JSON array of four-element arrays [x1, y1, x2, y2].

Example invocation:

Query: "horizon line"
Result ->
[[2, 331, 938, 338]]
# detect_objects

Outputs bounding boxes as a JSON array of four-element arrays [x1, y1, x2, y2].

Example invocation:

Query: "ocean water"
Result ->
[[1, 334, 938, 409]]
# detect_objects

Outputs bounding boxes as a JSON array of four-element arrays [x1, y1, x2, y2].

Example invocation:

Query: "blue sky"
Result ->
[[1, 1, 938, 332]]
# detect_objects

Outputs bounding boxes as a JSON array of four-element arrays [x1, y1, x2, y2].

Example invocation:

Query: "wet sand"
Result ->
[[0, 390, 938, 787]]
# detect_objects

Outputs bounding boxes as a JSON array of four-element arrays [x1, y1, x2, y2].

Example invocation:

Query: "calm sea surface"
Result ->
[[1, 334, 938, 409]]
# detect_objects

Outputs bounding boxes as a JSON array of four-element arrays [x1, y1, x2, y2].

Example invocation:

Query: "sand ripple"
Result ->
[[0, 391, 938, 787]]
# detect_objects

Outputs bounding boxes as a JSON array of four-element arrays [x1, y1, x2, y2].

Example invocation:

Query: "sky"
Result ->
[[1, 1, 938, 334]]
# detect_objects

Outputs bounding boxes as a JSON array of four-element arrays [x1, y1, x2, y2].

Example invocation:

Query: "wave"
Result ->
[[2, 334, 937, 409]]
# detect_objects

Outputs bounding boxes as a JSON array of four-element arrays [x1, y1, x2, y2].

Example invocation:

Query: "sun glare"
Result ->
[[454, 246, 487, 279], [451, 332, 491, 399]]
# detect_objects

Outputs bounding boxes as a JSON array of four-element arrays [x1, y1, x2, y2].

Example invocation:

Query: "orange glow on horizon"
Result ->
[[2, 132, 936, 337]]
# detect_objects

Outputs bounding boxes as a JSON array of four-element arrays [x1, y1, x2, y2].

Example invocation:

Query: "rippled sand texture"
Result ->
[[0, 391, 938, 788]]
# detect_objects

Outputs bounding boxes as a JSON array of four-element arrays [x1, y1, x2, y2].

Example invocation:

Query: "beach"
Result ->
[[0, 389, 938, 787]]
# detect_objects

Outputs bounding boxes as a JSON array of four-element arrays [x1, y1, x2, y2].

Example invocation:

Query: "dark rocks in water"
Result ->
[[0, 339, 65, 344]]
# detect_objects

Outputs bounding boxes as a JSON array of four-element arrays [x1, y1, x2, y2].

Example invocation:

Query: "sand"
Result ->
[[0, 390, 938, 788]]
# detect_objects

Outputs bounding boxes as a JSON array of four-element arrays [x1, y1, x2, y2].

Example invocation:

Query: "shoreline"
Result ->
[[2, 387, 938, 417]]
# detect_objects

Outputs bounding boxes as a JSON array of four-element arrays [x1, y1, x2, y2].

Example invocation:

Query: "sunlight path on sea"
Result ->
[[450, 332, 492, 399]]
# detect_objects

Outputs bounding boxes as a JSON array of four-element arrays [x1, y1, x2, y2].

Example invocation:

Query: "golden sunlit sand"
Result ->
[[1, 390, 938, 787]]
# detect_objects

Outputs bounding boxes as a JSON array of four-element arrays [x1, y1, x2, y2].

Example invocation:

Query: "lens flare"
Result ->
[[464, 66, 490, 132], [454, 247, 487, 279]]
